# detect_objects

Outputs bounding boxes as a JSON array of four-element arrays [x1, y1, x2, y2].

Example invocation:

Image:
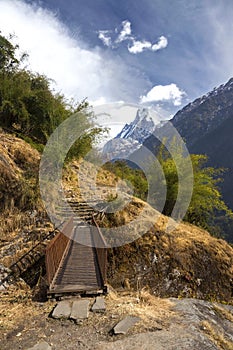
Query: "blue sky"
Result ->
[[0, 0, 233, 128]]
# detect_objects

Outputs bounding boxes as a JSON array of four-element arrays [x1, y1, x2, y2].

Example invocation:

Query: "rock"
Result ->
[[0, 283, 7, 291], [26, 341, 51, 350], [91, 297, 106, 313], [52, 300, 72, 319], [70, 299, 90, 323], [113, 316, 141, 335]]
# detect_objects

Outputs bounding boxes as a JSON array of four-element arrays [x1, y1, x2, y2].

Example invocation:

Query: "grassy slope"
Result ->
[[0, 130, 52, 267], [0, 131, 232, 302]]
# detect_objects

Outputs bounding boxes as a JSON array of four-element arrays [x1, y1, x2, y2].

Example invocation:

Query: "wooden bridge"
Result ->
[[45, 202, 108, 297], [0, 201, 108, 297]]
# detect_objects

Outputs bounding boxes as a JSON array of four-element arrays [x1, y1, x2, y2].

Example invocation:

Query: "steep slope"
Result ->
[[1, 130, 233, 303], [99, 197, 233, 302], [0, 130, 40, 211], [172, 77, 233, 147], [0, 130, 53, 270]]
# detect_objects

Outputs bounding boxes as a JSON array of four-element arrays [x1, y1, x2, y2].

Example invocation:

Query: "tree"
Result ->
[[184, 154, 231, 229], [0, 33, 105, 156], [153, 143, 232, 232], [0, 33, 19, 71], [103, 160, 148, 200]]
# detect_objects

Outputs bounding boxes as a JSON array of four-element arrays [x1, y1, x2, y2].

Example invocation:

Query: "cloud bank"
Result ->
[[98, 20, 168, 54], [141, 84, 185, 106], [0, 0, 147, 105]]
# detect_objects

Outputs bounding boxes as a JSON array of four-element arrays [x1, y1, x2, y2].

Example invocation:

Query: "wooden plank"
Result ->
[[49, 285, 102, 293], [49, 226, 103, 294]]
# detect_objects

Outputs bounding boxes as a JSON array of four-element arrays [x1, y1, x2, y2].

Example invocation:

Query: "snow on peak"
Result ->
[[116, 108, 155, 143], [102, 108, 156, 160]]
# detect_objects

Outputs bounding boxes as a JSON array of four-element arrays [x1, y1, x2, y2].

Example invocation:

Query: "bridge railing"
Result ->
[[0, 220, 66, 288], [92, 215, 108, 284], [45, 217, 74, 286]]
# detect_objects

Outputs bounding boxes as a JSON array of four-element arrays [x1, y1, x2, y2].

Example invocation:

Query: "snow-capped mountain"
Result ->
[[116, 108, 156, 142], [171, 77, 233, 146], [102, 108, 156, 160]]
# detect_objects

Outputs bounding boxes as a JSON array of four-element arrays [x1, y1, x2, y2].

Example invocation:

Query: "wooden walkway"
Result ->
[[0, 200, 107, 295], [49, 226, 104, 294], [46, 203, 107, 296]]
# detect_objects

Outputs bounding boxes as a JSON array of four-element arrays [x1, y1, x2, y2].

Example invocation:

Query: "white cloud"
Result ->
[[141, 84, 185, 106], [116, 20, 132, 42], [98, 19, 168, 55], [128, 40, 152, 54], [152, 36, 168, 51], [0, 0, 147, 105], [98, 31, 112, 47], [128, 35, 168, 54]]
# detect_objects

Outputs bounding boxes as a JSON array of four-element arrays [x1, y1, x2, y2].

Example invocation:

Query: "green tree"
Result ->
[[103, 160, 148, 200], [185, 154, 231, 229], [0, 33, 105, 156], [0, 33, 19, 71], [154, 144, 232, 232]]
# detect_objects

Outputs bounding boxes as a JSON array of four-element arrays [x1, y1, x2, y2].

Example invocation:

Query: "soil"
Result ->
[[1, 286, 232, 350]]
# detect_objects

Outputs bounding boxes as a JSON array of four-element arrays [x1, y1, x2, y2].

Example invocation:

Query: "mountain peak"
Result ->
[[116, 108, 155, 142], [102, 108, 156, 160]]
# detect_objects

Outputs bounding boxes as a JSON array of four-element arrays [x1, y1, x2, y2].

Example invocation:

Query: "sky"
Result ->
[[0, 0, 233, 134]]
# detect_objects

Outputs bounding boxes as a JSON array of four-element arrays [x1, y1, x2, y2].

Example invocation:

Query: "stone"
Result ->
[[113, 316, 141, 335], [91, 297, 106, 313], [27, 341, 52, 350], [52, 300, 72, 319], [70, 299, 90, 322], [0, 283, 7, 291]]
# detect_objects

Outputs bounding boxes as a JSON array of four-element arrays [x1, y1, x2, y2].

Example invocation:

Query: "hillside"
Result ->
[[0, 130, 53, 270], [0, 130, 232, 301], [95, 197, 233, 302], [0, 131, 233, 349]]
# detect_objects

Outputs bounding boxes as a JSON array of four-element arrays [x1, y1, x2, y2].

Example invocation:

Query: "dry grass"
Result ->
[[105, 288, 175, 332], [0, 284, 54, 339], [62, 159, 123, 202], [213, 304, 233, 323], [0, 284, 174, 340], [104, 195, 233, 301], [201, 320, 233, 350]]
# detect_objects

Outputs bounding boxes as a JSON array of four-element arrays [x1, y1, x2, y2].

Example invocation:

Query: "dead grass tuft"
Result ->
[[0, 284, 54, 338], [201, 320, 233, 350], [106, 289, 175, 332], [213, 304, 233, 323]]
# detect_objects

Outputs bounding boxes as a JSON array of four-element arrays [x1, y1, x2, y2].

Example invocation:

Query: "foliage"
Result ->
[[185, 155, 232, 228], [0, 33, 104, 160], [103, 160, 148, 200], [153, 141, 233, 233], [0, 33, 20, 71]]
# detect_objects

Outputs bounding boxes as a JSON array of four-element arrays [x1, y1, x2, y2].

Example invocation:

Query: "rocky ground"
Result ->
[[0, 284, 232, 350]]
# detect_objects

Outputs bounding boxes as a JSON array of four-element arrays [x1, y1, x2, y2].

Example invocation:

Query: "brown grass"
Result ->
[[213, 304, 233, 323], [201, 320, 233, 350], [105, 288, 175, 332], [0, 284, 54, 339]]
